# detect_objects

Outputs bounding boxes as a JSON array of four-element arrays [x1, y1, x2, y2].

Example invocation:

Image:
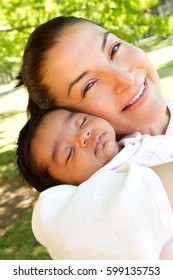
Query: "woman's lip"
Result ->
[[94, 134, 104, 153], [122, 79, 147, 111]]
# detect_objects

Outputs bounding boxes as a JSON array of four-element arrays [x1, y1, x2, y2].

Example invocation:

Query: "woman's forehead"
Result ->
[[51, 21, 108, 53], [62, 21, 107, 37], [43, 23, 108, 89], [44, 22, 113, 74]]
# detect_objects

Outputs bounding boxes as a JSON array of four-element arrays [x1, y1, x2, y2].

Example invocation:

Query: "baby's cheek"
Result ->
[[104, 141, 118, 160]]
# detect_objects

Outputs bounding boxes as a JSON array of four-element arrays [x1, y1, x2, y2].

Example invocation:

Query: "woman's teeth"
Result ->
[[123, 84, 145, 110]]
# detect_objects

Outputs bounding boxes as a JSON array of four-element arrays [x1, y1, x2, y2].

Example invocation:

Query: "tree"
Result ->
[[0, 0, 59, 79], [0, 0, 172, 80]]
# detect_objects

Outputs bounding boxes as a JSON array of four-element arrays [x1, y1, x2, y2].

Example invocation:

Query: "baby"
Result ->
[[16, 107, 173, 260], [17, 107, 173, 192]]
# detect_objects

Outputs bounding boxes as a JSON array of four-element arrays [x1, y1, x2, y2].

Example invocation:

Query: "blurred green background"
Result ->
[[0, 0, 173, 259]]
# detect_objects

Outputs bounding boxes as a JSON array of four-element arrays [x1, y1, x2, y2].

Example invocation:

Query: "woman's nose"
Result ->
[[77, 129, 91, 148], [107, 66, 135, 95]]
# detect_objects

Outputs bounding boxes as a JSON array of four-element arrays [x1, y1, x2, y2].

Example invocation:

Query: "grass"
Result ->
[[0, 38, 173, 260], [0, 211, 51, 260], [145, 38, 173, 99], [0, 85, 27, 183], [0, 84, 51, 259], [137, 35, 173, 53]]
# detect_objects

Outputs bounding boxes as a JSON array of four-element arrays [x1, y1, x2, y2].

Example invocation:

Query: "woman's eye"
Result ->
[[80, 117, 87, 128], [111, 43, 120, 59], [83, 81, 94, 97]]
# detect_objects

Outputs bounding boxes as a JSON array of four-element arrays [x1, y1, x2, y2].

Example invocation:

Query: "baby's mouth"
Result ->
[[122, 82, 145, 111], [94, 134, 104, 154]]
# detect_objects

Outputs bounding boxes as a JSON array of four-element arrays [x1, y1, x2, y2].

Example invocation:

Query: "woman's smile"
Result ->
[[122, 79, 147, 111], [122, 81, 145, 111]]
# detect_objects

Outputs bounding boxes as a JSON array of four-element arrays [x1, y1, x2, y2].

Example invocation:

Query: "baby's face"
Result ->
[[31, 109, 119, 185]]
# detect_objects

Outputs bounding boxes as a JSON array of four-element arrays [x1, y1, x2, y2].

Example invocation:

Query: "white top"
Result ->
[[32, 99, 173, 260], [103, 133, 173, 171]]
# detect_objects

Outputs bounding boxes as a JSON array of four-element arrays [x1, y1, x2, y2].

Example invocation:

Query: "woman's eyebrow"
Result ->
[[102, 31, 111, 51], [68, 31, 111, 97], [68, 71, 89, 97]]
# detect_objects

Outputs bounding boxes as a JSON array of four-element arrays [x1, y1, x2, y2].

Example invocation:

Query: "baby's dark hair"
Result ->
[[16, 108, 62, 192]]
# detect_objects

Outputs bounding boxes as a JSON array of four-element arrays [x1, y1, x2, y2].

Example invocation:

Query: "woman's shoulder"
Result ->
[[166, 99, 173, 136], [167, 99, 173, 112]]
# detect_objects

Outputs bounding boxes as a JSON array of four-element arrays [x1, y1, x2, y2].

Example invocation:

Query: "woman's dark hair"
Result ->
[[16, 108, 62, 192], [17, 16, 93, 117]]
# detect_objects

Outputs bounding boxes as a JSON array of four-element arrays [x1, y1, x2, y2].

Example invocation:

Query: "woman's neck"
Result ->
[[139, 106, 170, 136]]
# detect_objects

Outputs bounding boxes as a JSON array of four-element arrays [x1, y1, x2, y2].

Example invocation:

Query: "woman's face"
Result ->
[[42, 22, 166, 135]]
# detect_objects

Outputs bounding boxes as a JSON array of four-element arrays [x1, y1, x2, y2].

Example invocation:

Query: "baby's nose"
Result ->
[[78, 129, 91, 147]]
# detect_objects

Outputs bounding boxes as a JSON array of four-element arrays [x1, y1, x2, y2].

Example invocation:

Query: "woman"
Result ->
[[20, 16, 172, 137], [17, 16, 173, 259]]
